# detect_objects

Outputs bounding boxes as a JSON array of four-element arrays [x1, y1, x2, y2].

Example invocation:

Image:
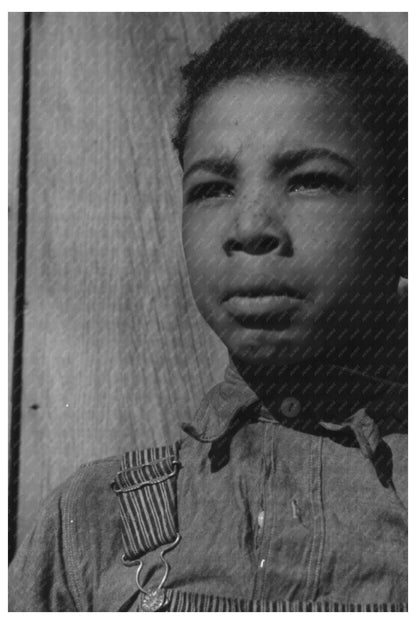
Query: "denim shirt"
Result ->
[[9, 362, 407, 611]]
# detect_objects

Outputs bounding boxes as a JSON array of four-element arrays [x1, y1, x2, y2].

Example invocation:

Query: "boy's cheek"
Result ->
[[182, 215, 227, 278]]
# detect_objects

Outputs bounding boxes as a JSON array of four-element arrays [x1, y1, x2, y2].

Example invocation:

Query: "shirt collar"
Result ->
[[181, 358, 407, 457]]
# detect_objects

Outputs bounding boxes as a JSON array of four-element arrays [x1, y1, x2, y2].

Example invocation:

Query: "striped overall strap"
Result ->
[[112, 444, 180, 562]]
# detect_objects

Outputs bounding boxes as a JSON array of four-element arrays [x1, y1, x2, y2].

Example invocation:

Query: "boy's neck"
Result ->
[[230, 313, 407, 401]]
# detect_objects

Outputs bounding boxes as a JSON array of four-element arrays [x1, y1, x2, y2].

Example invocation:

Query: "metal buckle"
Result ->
[[133, 533, 181, 612]]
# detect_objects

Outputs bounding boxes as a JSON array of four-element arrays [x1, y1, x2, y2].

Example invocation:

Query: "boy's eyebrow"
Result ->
[[271, 148, 356, 173], [183, 158, 238, 182], [183, 149, 356, 182]]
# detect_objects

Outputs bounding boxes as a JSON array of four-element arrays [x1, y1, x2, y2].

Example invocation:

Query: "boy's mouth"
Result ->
[[222, 285, 305, 326]]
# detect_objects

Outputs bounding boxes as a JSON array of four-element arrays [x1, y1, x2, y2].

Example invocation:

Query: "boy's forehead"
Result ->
[[184, 75, 369, 165]]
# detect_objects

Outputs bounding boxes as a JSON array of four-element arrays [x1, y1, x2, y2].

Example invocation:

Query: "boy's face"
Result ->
[[182, 75, 399, 367]]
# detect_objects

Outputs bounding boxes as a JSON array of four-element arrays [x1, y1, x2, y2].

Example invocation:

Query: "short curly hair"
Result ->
[[172, 12, 407, 208]]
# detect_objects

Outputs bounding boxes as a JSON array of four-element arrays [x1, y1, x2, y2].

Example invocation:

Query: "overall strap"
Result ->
[[112, 444, 180, 562]]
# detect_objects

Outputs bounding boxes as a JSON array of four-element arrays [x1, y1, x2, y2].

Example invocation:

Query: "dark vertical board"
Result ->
[[8, 12, 25, 560], [8, 13, 23, 434], [16, 12, 407, 545]]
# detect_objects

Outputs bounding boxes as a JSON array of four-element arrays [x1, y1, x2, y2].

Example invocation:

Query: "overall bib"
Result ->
[[112, 438, 407, 612]]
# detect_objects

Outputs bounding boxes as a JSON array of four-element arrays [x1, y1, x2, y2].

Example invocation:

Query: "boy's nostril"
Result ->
[[224, 235, 281, 256], [258, 236, 280, 254]]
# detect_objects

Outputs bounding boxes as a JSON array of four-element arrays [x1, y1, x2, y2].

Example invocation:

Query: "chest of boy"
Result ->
[[91, 423, 406, 610], [100, 424, 406, 610], [160, 424, 406, 605]]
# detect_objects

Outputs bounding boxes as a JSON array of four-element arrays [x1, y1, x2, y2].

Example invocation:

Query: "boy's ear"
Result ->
[[398, 276, 407, 300]]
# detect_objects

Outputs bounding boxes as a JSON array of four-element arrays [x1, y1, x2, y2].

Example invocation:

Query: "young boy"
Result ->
[[9, 13, 407, 611]]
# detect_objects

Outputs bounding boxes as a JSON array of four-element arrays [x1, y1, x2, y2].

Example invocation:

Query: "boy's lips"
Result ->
[[222, 285, 305, 321], [224, 294, 301, 319]]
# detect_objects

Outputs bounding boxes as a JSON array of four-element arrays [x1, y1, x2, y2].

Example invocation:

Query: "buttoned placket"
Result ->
[[251, 422, 276, 601], [303, 435, 325, 601], [252, 400, 326, 602]]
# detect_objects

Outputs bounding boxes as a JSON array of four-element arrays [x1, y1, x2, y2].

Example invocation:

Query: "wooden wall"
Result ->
[[9, 12, 408, 552]]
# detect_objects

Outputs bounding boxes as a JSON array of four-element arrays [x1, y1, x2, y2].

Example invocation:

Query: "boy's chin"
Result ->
[[225, 331, 319, 368]]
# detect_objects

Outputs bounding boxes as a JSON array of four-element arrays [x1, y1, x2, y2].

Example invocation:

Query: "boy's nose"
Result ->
[[223, 199, 293, 257]]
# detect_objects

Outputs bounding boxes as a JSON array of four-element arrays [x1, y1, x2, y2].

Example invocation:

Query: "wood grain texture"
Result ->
[[8, 13, 23, 431], [341, 12, 408, 59], [16, 12, 407, 544]]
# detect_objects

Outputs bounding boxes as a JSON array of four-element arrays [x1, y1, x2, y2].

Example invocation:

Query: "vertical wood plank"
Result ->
[[8, 12, 25, 561], [17, 12, 407, 545], [341, 12, 407, 59], [8, 12, 23, 431]]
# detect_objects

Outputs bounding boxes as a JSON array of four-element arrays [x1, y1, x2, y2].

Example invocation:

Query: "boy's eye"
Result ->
[[186, 181, 235, 204], [287, 172, 355, 195]]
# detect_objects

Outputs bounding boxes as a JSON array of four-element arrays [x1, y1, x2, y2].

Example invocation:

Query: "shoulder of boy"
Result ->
[[8, 455, 121, 611]]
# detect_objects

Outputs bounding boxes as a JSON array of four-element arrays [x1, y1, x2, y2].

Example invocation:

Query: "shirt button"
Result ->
[[280, 397, 301, 418]]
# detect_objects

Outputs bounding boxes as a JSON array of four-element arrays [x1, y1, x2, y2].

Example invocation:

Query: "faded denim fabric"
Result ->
[[8, 363, 407, 611]]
